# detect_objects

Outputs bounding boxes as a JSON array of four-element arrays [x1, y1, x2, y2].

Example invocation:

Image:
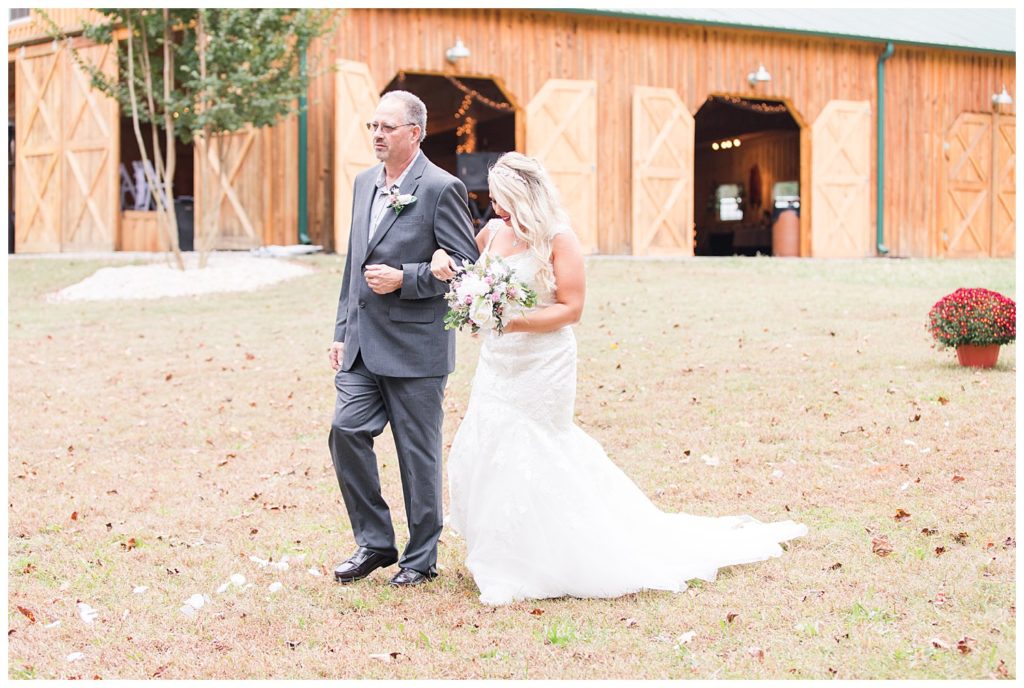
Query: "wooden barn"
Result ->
[[7, 8, 1016, 258]]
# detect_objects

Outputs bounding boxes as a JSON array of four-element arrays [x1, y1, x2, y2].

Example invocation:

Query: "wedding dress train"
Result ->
[[447, 227, 807, 605]]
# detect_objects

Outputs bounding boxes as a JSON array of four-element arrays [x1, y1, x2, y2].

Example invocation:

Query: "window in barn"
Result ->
[[382, 72, 518, 232], [694, 96, 801, 256]]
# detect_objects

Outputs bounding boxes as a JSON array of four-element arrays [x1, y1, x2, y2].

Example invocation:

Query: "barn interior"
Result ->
[[383, 72, 516, 230], [693, 96, 801, 256]]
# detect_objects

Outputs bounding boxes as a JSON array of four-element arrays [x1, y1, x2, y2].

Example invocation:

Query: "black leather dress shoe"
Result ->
[[389, 567, 438, 587], [333, 548, 398, 583]]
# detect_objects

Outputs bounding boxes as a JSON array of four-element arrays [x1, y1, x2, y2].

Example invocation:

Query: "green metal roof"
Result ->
[[569, 8, 1015, 54]]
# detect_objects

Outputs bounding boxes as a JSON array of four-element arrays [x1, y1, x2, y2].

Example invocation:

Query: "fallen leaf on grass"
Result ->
[[871, 536, 894, 557], [956, 636, 976, 654], [17, 606, 36, 623], [70, 511, 78, 521], [921, 527, 938, 536], [952, 474, 965, 483], [1004, 537, 1015, 549], [937, 396, 949, 405], [953, 532, 969, 545], [894, 509, 911, 522], [726, 612, 738, 623], [121, 538, 137, 551], [930, 637, 949, 649], [991, 659, 1010, 679], [826, 562, 842, 571], [934, 546, 947, 556], [529, 608, 544, 616], [747, 646, 765, 661]]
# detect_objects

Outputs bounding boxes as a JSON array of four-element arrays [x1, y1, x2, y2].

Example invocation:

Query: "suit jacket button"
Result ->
[[358, 301, 366, 308]]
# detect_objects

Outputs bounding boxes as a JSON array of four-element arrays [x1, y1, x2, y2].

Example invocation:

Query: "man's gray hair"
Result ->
[[381, 90, 427, 142]]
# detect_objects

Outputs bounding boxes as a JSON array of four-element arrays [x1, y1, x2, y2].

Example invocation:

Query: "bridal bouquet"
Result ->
[[443, 254, 537, 334]]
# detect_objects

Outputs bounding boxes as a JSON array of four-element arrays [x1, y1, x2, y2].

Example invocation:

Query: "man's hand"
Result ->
[[364, 264, 403, 294], [329, 341, 344, 371]]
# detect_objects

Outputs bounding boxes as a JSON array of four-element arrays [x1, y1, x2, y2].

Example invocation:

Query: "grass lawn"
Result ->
[[6, 253, 1015, 679]]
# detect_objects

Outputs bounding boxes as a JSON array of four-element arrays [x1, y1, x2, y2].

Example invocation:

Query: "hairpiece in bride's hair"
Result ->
[[489, 166, 526, 185]]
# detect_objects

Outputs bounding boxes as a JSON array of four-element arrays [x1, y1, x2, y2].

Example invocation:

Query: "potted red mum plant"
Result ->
[[927, 287, 1015, 368]]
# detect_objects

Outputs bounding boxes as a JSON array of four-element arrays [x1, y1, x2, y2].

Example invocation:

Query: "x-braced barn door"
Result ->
[[631, 86, 694, 256], [943, 111, 1015, 257], [526, 79, 598, 253], [15, 43, 118, 252]]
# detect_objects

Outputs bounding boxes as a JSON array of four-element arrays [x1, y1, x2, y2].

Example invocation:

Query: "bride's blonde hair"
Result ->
[[487, 152, 571, 293]]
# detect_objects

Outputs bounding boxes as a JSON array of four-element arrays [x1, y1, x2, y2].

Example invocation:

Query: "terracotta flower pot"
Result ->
[[955, 344, 1001, 368]]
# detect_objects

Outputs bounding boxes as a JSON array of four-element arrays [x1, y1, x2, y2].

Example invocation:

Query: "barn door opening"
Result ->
[[383, 72, 518, 232], [693, 95, 802, 257]]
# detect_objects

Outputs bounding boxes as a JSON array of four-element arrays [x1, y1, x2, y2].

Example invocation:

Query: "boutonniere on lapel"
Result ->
[[387, 186, 417, 216]]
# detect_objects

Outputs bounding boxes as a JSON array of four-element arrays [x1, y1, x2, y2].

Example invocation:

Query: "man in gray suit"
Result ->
[[329, 91, 479, 587]]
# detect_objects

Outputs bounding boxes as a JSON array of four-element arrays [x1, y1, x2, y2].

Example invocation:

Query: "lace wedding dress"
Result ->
[[447, 225, 807, 605]]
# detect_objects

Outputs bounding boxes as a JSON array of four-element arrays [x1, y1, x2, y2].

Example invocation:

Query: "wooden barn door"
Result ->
[[62, 42, 118, 251], [810, 100, 872, 258], [991, 114, 1015, 257], [15, 49, 64, 252], [631, 86, 694, 256], [195, 128, 263, 250], [944, 111, 1015, 257], [15, 44, 118, 253], [333, 60, 379, 253], [526, 79, 597, 253]]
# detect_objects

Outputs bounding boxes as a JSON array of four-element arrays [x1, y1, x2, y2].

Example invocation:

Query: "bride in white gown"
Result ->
[[430, 153, 807, 606]]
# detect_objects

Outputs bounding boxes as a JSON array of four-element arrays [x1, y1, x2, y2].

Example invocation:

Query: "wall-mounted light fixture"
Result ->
[[446, 38, 470, 64], [992, 85, 1013, 106], [747, 64, 771, 87]]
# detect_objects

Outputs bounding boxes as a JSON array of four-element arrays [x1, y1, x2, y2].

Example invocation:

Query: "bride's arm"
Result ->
[[431, 224, 492, 280], [504, 232, 585, 334]]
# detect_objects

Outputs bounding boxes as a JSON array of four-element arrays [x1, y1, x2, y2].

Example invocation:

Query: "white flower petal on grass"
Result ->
[[45, 620, 61, 629], [900, 481, 911, 492], [249, 556, 270, 568], [771, 469, 784, 478], [903, 439, 917, 446], [133, 586, 148, 594], [180, 605, 197, 617], [77, 602, 99, 624], [230, 574, 246, 586], [308, 567, 322, 577], [216, 582, 230, 594], [185, 594, 206, 610], [701, 454, 719, 467], [66, 652, 85, 662], [271, 560, 290, 572], [268, 582, 283, 593]]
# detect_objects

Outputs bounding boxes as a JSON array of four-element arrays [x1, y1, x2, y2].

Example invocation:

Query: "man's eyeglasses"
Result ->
[[365, 121, 416, 134]]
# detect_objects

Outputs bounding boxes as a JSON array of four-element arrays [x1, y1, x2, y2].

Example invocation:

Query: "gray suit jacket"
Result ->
[[333, 153, 479, 377]]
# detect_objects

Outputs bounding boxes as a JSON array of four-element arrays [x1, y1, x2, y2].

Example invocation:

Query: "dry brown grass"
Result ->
[[6, 253, 1015, 679]]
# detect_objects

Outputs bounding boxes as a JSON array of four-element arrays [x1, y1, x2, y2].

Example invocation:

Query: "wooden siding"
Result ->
[[309, 8, 1014, 257], [7, 9, 104, 47]]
